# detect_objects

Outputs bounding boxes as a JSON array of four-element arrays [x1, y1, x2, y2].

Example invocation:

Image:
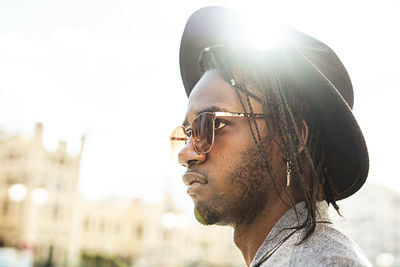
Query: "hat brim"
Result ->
[[179, 7, 369, 200]]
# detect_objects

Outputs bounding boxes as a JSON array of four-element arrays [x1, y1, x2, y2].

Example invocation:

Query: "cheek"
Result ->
[[204, 121, 272, 179], [213, 125, 254, 153], [206, 122, 267, 168], [206, 135, 247, 172], [206, 135, 257, 183]]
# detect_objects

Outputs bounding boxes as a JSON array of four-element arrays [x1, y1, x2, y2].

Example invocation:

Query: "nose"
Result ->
[[178, 139, 206, 167]]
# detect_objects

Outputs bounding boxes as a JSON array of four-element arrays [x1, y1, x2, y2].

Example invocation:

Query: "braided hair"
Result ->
[[199, 46, 340, 243]]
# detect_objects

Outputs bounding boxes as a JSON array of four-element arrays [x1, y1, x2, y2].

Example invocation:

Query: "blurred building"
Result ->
[[0, 123, 84, 266], [331, 184, 400, 267], [78, 195, 243, 267], [77, 197, 157, 266], [0, 123, 244, 267]]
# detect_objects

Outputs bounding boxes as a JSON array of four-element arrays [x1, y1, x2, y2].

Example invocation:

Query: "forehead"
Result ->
[[185, 70, 253, 124]]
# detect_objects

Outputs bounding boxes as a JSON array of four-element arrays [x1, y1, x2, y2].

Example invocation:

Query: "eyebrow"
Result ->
[[182, 106, 229, 127]]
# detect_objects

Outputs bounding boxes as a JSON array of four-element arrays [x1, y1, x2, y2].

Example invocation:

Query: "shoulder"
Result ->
[[291, 223, 372, 267]]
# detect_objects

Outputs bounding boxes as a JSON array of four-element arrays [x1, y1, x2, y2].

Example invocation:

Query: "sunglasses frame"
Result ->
[[171, 111, 265, 155]]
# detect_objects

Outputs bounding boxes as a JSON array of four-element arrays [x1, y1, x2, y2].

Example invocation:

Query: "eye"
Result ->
[[214, 119, 228, 130]]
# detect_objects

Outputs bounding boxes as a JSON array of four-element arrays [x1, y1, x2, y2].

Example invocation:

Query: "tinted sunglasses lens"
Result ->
[[170, 126, 188, 160], [192, 113, 215, 153]]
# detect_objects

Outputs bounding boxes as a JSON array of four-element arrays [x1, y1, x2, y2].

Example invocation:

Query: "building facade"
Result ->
[[331, 184, 400, 267], [0, 123, 244, 267], [0, 123, 84, 266]]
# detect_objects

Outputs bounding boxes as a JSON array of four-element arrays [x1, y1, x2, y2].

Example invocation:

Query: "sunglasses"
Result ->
[[170, 111, 265, 156]]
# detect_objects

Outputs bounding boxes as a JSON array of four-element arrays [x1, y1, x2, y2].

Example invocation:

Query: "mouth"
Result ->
[[182, 171, 208, 186]]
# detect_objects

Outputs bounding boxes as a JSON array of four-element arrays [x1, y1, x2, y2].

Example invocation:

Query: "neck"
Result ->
[[233, 200, 292, 266]]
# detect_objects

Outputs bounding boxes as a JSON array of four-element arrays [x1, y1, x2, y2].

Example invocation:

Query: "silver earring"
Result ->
[[286, 161, 291, 187]]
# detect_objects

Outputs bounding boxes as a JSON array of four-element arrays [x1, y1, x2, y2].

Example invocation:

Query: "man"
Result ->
[[171, 6, 371, 266]]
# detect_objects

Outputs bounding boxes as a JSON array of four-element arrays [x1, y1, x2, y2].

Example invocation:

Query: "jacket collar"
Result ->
[[251, 201, 331, 266]]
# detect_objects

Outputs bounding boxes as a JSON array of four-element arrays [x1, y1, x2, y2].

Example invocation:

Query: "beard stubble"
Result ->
[[194, 143, 272, 227]]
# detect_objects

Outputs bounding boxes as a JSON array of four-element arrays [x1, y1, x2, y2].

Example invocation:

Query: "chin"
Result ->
[[193, 201, 221, 225]]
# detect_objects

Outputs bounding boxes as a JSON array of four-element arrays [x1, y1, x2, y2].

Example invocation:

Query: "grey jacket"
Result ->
[[250, 202, 372, 267]]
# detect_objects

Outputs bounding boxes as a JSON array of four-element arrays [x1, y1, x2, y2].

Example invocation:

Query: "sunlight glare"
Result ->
[[237, 6, 285, 51]]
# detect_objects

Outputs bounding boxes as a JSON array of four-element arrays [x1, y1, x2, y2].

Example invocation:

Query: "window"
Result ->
[[114, 223, 120, 235], [2, 200, 9, 216], [136, 225, 143, 239], [54, 178, 63, 192], [52, 205, 59, 220], [8, 151, 17, 160], [6, 174, 16, 186], [99, 220, 105, 233], [84, 217, 90, 232]]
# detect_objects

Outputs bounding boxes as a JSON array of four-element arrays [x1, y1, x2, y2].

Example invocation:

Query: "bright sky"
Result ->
[[0, 0, 399, 203]]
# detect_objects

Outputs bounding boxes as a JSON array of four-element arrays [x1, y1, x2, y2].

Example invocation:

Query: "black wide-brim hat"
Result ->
[[179, 6, 369, 200]]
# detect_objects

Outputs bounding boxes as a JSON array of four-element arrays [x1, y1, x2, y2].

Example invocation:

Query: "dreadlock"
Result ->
[[199, 46, 340, 243]]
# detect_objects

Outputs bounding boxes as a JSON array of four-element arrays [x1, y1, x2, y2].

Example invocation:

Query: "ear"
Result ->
[[298, 120, 309, 153]]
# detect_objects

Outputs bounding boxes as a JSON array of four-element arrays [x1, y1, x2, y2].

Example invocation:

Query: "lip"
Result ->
[[182, 171, 208, 186]]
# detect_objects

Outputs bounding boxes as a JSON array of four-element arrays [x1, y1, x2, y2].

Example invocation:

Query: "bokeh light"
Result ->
[[8, 184, 27, 202], [32, 188, 49, 205]]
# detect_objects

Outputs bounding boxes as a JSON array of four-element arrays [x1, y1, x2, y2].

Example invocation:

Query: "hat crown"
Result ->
[[180, 6, 354, 109]]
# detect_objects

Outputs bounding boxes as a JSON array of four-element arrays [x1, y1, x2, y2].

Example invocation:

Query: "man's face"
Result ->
[[179, 69, 280, 227]]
